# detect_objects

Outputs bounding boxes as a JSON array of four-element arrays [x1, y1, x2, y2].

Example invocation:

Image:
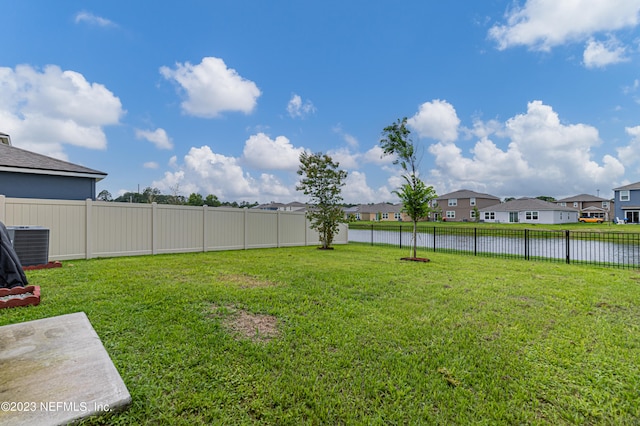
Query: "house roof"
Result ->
[[479, 197, 578, 212], [581, 206, 607, 212], [613, 181, 640, 191], [253, 201, 309, 211], [556, 193, 610, 202], [436, 189, 500, 201], [0, 142, 107, 180], [355, 203, 402, 214]]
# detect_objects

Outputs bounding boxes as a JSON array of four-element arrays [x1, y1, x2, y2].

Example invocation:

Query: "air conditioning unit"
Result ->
[[7, 226, 50, 267]]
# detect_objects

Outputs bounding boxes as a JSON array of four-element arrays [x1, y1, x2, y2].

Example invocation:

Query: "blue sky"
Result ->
[[2, 1, 640, 203]]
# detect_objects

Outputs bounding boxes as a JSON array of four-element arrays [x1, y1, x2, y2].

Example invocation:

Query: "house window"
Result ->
[[446, 211, 455, 219], [620, 190, 630, 201], [602, 201, 610, 209], [382, 213, 389, 220], [559, 202, 566, 207], [470, 210, 476, 219], [448, 199, 457, 206], [394, 212, 401, 220], [484, 212, 495, 220], [573, 202, 578, 208], [470, 198, 476, 206], [355, 213, 361, 220], [525, 211, 539, 220]]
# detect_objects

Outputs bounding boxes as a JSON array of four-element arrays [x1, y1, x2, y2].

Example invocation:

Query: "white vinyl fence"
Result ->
[[0, 196, 347, 261]]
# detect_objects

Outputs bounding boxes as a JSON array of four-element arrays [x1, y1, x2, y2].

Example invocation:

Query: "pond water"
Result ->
[[348, 229, 640, 266]]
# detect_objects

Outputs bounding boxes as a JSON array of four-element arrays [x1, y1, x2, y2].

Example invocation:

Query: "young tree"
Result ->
[[380, 117, 437, 260], [296, 152, 348, 249]]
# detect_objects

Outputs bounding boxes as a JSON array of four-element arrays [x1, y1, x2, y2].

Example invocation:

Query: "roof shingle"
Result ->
[[0, 143, 106, 177]]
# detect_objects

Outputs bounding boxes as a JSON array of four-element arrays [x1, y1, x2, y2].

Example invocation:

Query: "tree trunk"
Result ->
[[412, 220, 417, 259]]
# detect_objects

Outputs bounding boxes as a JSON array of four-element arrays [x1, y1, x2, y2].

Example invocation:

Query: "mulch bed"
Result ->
[[400, 257, 430, 262], [23, 261, 62, 271]]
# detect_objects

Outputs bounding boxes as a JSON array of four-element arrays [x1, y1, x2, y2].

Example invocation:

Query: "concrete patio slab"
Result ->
[[0, 312, 131, 426]]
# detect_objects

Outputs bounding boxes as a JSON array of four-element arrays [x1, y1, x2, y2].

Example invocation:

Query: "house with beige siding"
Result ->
[[434, 189, 501, 222], [555, 194, 613, 221], [349, 203, 406, 221]]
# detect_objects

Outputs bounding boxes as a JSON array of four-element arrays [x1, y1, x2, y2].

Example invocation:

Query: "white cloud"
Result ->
[[143, 162, 159, 169], [342, 171, 394, 204], [427, 100, 624, 197], [257, 174, 292, 197], [287, 94, 316, 118], [407, 100, 460, 142], [617, 126, 640, 167], [74, 11, 117, 28], [489, 0, 640, 51], [160, 57, 261, 118], [153, 145, 292, 202], [0, 64, 124, 159], [623, 79, 640, 95], [327, 147, 360, 170], [363, 145, 395, 166], [135, 128, 173, 150], [241, 133, 305, 171], [583, 37, 630, 68], [154, 146, 255, 199], [332, 124, 359, 148], [464, 118, 503, 139]]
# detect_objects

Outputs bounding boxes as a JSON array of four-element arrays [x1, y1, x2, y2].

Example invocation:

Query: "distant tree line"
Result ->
[[97, 187, 258, 208], [503, 196, 556, 202]]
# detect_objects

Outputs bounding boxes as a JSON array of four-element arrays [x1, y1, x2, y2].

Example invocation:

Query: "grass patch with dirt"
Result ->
[[1, 245, 638, 424]]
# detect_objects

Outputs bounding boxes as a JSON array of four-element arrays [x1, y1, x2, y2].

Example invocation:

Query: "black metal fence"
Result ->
[[349, 225, 640, 269]]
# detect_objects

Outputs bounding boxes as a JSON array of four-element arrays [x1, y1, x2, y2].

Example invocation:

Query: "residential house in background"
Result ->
[[434, 189, 501, 222], [555, 194, 613, 221], [348, 203, 405, 222], [254, 201, 308, 212], [479, 197, 578, 225], [613, 182, 640, 224], [0, 133, 107, 201]]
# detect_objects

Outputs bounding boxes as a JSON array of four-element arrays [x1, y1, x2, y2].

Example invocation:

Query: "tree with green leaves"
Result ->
[[380, 117, 437, 260], [296, 152, 348, 250], [187, 193, 205, 206], [205, 194, 222, 207], [97, 190, 112, 201]]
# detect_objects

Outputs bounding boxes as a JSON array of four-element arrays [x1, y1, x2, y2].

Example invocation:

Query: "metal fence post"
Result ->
[[566, 230, 571, 264], [433, 226, 437, 252], [474, 228, 477, 256], [371, 223, 374, 246], [399, 225, 402, 249], [524, 229, 529, 261]]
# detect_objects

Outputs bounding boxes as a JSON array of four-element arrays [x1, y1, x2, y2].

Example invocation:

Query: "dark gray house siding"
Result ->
[[0, 171, 98, 200], [0, 140, 106, 201]]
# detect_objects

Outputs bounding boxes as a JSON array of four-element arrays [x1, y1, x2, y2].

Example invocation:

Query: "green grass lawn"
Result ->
[[2, 245, 639, 424]]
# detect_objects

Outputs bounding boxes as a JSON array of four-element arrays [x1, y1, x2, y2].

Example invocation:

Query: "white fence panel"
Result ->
[[0, 196, 347, 261], [206, 207, 246, 251], [1, 198, 87, 260], [90, 201, 153, 258], [155, 204, 205, 254]]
